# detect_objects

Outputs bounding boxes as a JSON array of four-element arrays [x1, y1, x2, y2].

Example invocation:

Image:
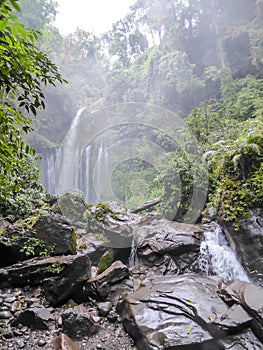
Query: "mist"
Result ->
[[15, 0, 263, 220]]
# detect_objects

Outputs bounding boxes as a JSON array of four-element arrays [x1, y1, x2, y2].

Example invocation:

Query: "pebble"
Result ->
[[37, 339, 47, 347], [97, 302, 112, 317], [0, 285, 136, 350], [11, 300, 22, 312], [0, 311, 12, 319], [17, 339, 25, 348], [4, 296, 16, 303], [107, 311, 118, 323]]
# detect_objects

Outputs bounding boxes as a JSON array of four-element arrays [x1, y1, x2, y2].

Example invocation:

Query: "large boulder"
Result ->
[[117, 275, 263, 350], [74, 261, 130, 303], [84, 201, 147, 249], [0, 213, 76, 268], [0, 254, 91, 305], [220, 208, 263, 286], [134, 218, 202, 274], [33, 213, 77, 255], [0, 226, 34, 267]]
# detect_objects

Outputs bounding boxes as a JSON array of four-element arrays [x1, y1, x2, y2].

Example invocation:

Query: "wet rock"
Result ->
[[0, 213, 76, 268], [55, 192, 87, 225], [37, 339, 47, 347], [77, 234, 107, 265], [0, 255, 91, 306], [0, 226, 34, 267], [117, 275, 263, 350], [61, 305, 100, 340], [53, 333, 81, 350], [218, 279, 263, 342], [135, 218, 202, 274], [33, 213, 76, 255], [80, 261, 130, 302], [11, 307, 53, 330], [42, 254, 91, 306], [0, 310, 12, 319], [86, 201, 146, 249], [97, 302, 112, 317], [220, 208, 263, 286]]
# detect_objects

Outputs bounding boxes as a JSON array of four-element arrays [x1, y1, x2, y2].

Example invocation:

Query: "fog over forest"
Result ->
[[1, 0, 263, 225]]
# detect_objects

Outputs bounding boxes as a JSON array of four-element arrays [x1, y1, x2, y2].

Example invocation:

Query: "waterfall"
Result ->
[[129, 239, 136, 268], [55, 107, 86, 195], [94, 140, 109, 202], [41, 151, 56, 194], [83, 145, 91, 202], [53, 107, 110, 203], [199, 224, 250, 282], [46, 152, 56, 194]]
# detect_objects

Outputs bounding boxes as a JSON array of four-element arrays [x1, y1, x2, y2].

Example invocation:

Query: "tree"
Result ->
[[0, 0, 64, 220]]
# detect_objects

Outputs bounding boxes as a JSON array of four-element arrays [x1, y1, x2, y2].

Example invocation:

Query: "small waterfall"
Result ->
[[94, 140, 109, 202], [84, 145, 91, 202], [41, 151, 56, 194], [129, 239, 136, 268], [199, 224, 250, 282]]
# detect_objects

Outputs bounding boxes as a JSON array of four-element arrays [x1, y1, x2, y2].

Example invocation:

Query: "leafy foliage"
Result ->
[[0, 0, 64, 221]]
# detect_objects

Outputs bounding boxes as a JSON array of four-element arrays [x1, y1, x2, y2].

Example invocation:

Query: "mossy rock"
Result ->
[[57, 192, 87, 224], [97, 250, 114, 273]]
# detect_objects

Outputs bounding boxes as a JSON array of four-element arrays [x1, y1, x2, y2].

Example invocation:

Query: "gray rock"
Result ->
[[33, 213, 76, 255], [0, 213, 76, 268], [11, 307, 53, 330], [0, 310, 12, 319], [82, 261, 130, 301], [42, 254, 91, 306], [61, 305, 100, 340], [117, 275, 263, 350], [0, 254, 91, 306], [0, 226, 34, 267], [0, 219, 11, 231], [97, 302, 112, 317], [218, 279, 263, 342], [135, 218, 202, 274]]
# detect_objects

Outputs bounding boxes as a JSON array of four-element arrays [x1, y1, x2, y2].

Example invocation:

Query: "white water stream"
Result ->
[[199, 224, 250, 282]]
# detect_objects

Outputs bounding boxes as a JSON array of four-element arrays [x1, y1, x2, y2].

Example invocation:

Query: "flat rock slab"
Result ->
[[0, 254, 91, 306], [117, 275, 263, 350]]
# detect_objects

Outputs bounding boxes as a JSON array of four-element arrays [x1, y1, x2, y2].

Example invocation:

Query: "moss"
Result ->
[[46, 263, 64, 274], [97, 250, 114, 273], [72, 228, 77, 254]]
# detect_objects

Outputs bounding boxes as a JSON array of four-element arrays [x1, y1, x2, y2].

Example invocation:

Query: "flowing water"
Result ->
[[43, 107, 110, 203], [199, 224, 250, 282], [41, 151, 56, 195]]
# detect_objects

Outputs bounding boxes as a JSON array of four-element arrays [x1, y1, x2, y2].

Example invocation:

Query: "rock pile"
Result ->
[[0, 197, 262, 350]]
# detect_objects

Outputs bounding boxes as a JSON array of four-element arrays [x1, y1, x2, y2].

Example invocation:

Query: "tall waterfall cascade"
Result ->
[[199, 224, 250, 282], [41, 107, 109, 203]]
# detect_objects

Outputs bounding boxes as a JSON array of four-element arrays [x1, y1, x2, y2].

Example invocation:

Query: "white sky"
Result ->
[[55, 0, 137, 35]]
